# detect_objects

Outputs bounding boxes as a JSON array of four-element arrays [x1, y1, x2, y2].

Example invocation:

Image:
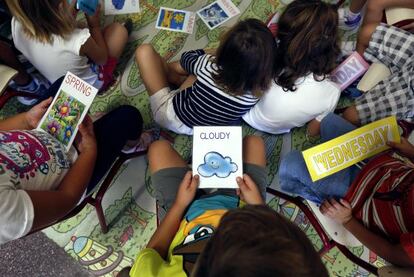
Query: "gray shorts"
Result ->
[[152, 163, 268, 213]]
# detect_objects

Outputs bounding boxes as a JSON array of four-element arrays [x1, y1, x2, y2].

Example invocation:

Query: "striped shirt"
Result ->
[[173, 49, 259, 127], [345, 154, 414, 262]]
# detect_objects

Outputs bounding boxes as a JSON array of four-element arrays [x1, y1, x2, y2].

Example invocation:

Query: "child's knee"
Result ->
[[135, 44, 155, 62], [243, 135, 264, 149], [148, 140, 172, 161], [279, 151, 305, 183]]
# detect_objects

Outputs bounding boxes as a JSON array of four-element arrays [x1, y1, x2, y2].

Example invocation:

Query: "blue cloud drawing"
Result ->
[[112, 0, 125, 10], [197, 152, 238, 178]]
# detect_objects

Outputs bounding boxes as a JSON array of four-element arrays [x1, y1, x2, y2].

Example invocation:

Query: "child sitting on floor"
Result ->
[[120, 137, 327, 277], [135, 18, 277, 135], [279, 113, 414, 267], [243, 0, 341, 136], [342, 0, 414, 126], [5, 0, 131, 92], [0, 79, 143, 244]]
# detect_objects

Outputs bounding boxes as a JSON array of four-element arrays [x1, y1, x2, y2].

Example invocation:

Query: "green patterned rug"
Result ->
[[0, 1, 386, 276]]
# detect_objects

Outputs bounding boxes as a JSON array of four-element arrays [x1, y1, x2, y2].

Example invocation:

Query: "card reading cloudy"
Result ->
[[193, 126, 242, 189]]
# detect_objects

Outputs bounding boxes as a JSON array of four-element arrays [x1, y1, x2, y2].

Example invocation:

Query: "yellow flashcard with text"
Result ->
[[302, 116, 400, 181]]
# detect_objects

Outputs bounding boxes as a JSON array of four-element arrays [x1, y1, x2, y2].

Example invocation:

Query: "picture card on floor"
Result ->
[[156, 7, 196, 34], [37, 72, 98, 152], [104, 0, 140, 15], [197, 0, 240, 30], [193, 126, 243, 189], [302, 116, 400, 181], [330, 51, 369, 91]]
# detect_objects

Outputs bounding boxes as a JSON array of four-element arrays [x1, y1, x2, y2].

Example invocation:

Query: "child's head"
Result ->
[[192, 205, 328, 277], [6, 0, 75, 43], [213, 18, 277, 97], [276, 0, 340, 91]]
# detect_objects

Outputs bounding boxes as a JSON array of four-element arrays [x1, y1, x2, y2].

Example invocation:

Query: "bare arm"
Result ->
[[321, 199, 414, 267], [146, 172, 199, 259], [0, 98, 52, 131], [307, 119, 321, 137], [27, 117, 97, 231], [79, 5, 108, 65], [344, 217, 414, 267]]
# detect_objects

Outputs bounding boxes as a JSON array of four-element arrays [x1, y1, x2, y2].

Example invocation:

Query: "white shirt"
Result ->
[[0, 130, 73, 244], [243, 74, 340, 134], [11, 17, 97, 84]]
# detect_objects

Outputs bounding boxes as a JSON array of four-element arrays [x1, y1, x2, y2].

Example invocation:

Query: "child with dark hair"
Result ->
[[192, 205, 328, 277], [135, 18, 277, 135], [121, 136, 327, 277], [243, 0, 341, 136]]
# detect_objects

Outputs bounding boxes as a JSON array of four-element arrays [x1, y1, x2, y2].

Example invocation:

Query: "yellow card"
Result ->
[[302, 116, 400, 181]]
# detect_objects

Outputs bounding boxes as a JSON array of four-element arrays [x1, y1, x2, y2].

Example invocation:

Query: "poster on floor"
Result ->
[[105, 0, 140, 15], [197, 0, 240, 30], [156, 7, 196, 34]]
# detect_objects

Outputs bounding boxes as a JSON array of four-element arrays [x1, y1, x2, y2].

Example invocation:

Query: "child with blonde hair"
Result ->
[[5, 0, 130, 92]]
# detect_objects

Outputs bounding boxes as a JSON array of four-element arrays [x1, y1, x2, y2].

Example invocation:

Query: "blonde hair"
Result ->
[[6, 0, 75, 43]]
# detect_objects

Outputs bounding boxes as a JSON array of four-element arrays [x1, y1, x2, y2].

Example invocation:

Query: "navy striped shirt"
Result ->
[[173, 49, 259, 127]]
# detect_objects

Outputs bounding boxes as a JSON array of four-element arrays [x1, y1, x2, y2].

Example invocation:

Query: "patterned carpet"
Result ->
[[0, 0, 386, 276]]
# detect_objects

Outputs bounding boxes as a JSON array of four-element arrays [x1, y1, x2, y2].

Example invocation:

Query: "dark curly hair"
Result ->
[[213, 18, 278, 97], [192, 205, 328, 277], [275, 0, 340, 91]]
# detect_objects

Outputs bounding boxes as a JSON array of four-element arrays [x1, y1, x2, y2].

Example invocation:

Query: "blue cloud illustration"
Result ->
[[197, 152, 238, 178]]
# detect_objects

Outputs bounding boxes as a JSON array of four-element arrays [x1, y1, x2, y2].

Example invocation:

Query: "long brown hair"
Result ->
[[6, 0, 75, 43], [275, 0, 340, 91], [213, 18, 277, 97], [192, 205, 328, 277]]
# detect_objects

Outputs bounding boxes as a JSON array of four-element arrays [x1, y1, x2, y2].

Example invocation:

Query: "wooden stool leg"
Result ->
[[94, 200, 108, 234]]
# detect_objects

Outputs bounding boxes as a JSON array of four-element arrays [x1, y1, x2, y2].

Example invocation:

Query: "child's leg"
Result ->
[[103, 22, 128, 59], [135, 44, 170, 96], [87, 106, 143, 192], [148, 140, 189, 212], [356, 0, 414, 54], [279, 114, 360, 204], [243, 135, 267, 200]]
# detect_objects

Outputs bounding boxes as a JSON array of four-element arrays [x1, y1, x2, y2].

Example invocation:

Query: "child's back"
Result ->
[[135, 18, 277, 135], [6, 0, 129, 90], [243, 0, 341, 136], [12, 19, 95, 84]]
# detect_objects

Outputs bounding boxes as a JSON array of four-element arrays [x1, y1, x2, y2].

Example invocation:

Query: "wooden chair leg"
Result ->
[[94, 198, 109, 234], [266, 188, 378, 275]]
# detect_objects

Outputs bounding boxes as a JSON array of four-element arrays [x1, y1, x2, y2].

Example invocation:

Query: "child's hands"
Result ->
[[173, 172, 199, 210], [74, 115, 97, 154], [86, 3, 101, 28], [236, 174, 264, 205], [25, 98, 52, 129], [387, 137, 414, 159], [320, 199, 353, 225]]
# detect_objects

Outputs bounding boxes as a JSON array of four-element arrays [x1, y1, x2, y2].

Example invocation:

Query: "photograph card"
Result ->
[[104, 0, 140, 15], [192, 126, 243, 189], [156, 7, 196, 34], [197, 0, 240, 30], [37, 72, 98, 152]]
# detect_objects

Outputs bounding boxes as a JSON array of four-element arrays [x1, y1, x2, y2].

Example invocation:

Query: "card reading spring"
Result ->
[[37, 72, 98, 152], [302, 116, 400, 181], [193, 126, 242, 189], [156, 7, 195, 34]]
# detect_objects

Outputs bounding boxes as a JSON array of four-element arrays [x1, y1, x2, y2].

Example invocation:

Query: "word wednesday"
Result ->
[[303, 116, 400, 181]]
